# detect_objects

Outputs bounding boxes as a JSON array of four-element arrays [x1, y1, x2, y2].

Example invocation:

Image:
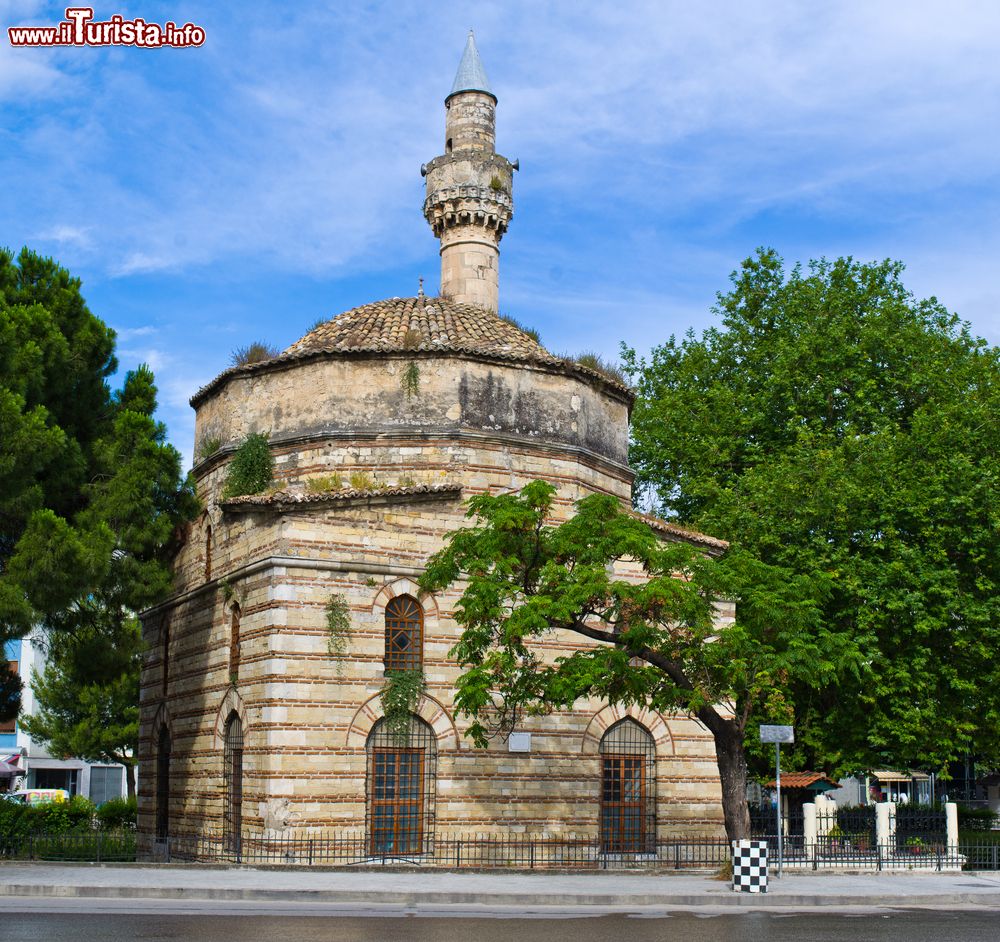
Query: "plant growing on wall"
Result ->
[[325, 594, 351, 657], [348, 470, 376, 490], [402, 362, 420, 398], [221, 432, 273, 498], [195, 435, 222, 462], [305, 474, 343, 494], [380, 669, 425, 744]]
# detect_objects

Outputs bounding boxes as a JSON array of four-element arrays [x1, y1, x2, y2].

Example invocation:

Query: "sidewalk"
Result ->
[[3, 863, 1000, 911]]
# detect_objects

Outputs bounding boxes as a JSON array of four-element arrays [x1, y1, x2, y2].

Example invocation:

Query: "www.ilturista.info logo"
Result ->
[[8, 7, 205, 48]]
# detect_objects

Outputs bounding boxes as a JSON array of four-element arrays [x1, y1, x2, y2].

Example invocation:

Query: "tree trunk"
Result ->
[[124, 761, 136, 799], [707, 716, 751, 842]]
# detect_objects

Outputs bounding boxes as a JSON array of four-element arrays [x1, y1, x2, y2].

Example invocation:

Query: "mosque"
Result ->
[[138, 33, 727, 859]]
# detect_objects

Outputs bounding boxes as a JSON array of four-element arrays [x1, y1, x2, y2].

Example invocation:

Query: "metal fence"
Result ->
[[0, 829, 137, 862], [148, 831, 733, 870], [4, 824, 999, 872]]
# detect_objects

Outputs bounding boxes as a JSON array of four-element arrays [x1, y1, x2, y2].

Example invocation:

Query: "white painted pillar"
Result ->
[[876, 801, 894, 855], [814, 794, 833, 836], [803, 802, 817, 861], [946, 801, 959, 852]]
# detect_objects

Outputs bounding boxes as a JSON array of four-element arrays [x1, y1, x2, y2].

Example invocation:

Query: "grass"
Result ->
[[231, 342, 281, 366], [498, 313, 541, 344], [305, 474, 343, 494], [567, 351, 629, 385]]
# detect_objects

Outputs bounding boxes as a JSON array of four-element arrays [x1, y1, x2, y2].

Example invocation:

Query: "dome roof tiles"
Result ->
[[284, 296, 557, 363]]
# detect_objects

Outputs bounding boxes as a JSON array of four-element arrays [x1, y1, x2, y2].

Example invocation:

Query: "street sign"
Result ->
[[760, 724, 795, 879]]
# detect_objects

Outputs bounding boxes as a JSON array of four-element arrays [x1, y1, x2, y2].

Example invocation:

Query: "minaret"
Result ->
[[422, 32, 515, 312]]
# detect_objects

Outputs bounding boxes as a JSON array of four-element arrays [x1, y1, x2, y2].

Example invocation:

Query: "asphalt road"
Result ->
[[5, 909, 1000, 942]]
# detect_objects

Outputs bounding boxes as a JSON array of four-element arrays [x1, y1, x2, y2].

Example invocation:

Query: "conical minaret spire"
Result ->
[[450, 30, 493, 98], [422, 32, 516, 312]]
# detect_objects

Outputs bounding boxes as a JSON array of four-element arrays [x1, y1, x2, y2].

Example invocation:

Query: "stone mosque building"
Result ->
[[138, 34, 729, 857]]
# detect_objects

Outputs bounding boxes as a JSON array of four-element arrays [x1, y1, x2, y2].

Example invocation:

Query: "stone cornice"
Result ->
[[193, 425, 635, 485]]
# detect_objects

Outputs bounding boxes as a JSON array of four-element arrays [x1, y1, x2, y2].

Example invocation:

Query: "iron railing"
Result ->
[[3, 825, 998, 871], [0, 829, 137, 862], [147, 831, 732, 870]]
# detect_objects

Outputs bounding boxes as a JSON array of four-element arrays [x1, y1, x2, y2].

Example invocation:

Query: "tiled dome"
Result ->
[[283, 296, 557, 364]]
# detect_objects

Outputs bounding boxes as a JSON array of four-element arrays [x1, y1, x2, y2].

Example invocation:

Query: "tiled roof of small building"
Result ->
[[284, 295, 559, 363], [633, 511, 729, 554], [765, 772, 840, 791]]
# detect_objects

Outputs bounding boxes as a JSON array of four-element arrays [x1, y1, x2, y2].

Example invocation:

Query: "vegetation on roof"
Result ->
[[231, 342, 281, 367], [498, 312, 540, 344], [564, 351, 629, 386]]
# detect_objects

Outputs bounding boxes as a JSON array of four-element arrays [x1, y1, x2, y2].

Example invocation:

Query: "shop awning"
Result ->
[[766, 772, 840, 791], [0, 757, 24, 778], [871, 770, 930, 782]]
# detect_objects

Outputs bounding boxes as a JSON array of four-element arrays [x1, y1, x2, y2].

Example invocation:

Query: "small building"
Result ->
[[2, 636, 128, 802], [765, 772, 840, 827]]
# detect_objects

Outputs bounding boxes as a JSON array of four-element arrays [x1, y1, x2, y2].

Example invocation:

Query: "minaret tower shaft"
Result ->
[[422, 32, 515, 312]]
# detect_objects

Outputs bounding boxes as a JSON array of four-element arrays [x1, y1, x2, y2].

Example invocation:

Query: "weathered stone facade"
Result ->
[[137, 35, 729, 853]]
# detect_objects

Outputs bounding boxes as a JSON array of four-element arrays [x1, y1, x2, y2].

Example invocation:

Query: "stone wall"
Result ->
[[138, 352, 726, 847], [193, 353, 632, 468]]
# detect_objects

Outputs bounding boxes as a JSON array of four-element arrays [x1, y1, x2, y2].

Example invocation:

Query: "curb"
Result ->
[[4, 883, 1000, 909]]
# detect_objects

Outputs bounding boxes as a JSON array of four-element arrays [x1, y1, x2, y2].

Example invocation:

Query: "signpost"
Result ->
[[759, 725, 794, 877]]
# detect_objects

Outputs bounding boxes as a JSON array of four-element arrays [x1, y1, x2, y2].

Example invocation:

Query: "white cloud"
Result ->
[[114, 325, 158, 340]]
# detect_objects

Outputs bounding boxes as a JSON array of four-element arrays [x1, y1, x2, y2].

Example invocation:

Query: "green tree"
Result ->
[[1, 247, 118, 708], [625, 250, 1000, 778], [0, 248, 198, 723], [20, 612, 142, 797], [20, 363, 199, 792], [420, 481, 832, 841]]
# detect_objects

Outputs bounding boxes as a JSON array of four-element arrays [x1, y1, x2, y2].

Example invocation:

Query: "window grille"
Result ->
[[599, 718, 656, 853], [366, 714, 436, 855], [222, 711, 243, 854], [156, 725, 170, 839], [384, 595, 423, 671]]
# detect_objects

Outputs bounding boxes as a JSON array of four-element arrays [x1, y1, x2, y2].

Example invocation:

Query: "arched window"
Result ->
[[366, 715, 436, 856], [204, 525, 212, 581], [229, 603, 241, 679], [384, 595, 423, 672], [156, 724, 170, 839], [222, 711, 243, 854], [599, 718, 656, 853]]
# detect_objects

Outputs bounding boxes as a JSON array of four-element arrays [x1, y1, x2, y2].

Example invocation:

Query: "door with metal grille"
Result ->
[[367, 715, 436, 855], [370, 748, 423, 854], [222, 711, 243, 855], [600, 718, 656, 853]]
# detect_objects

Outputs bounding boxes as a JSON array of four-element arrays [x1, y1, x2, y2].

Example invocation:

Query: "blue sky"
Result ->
[[3, 1, 999, 467]]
